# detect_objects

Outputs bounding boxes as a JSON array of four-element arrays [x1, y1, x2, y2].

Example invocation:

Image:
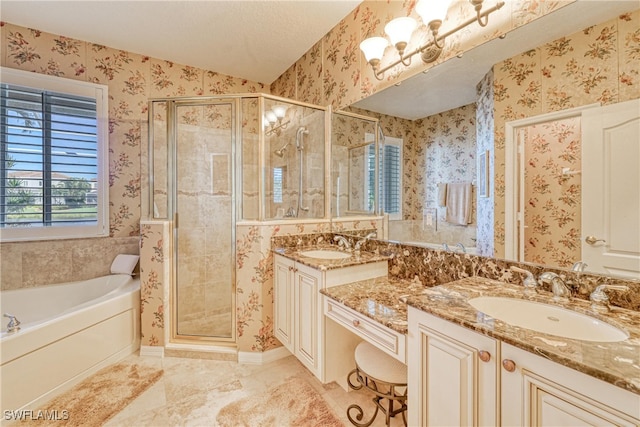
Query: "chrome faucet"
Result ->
[[354, 232, 377, 253], [589, 284, 629, 312], [510, 266, 538, 297], [442, 243, 451, 252], [571, 261, 588, 272], [333, 235, 351, 250], [539, 272, 571, 302], [3, 313, 20, 333]]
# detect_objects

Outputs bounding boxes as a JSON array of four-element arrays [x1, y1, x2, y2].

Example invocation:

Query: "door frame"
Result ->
[[504, 103, 599, 262]]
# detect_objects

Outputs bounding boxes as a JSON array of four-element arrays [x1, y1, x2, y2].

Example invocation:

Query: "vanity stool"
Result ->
[[346, 341, 407, 427]]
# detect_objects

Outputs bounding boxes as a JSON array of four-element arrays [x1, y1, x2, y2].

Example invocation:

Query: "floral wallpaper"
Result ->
[[139, 221, 170, 347], [271, 0, 574, 110], [0, 22, 265, 350], [491, 10, 640, 258], [235, 218, 382, 353], [475, 70, 495, 257], [523, 117, 581, 268]]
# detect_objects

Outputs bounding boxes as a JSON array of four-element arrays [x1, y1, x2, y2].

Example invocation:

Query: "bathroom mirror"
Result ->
[[337, 1, 640, 278], [330, 110, 379, 217]]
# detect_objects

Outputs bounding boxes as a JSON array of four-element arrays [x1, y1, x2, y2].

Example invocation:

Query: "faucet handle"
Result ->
[[590, 284, 629, 312], [510, 266, 538, 296]]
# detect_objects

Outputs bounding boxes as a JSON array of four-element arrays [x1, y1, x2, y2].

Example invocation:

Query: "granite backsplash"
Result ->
[[272, 231, 640, 312]]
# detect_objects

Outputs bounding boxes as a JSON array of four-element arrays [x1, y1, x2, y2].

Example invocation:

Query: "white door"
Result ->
[[582, 99, 640, 278]]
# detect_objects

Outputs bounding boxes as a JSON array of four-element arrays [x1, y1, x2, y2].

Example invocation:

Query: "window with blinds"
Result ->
[[368, 137, 402, 220], [0, 67, 108, 241]]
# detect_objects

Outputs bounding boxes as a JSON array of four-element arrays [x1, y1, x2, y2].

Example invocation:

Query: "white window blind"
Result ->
[[273, 167, 283, 204], [368, 136, 402, 220], [1, 67, 108, 241]]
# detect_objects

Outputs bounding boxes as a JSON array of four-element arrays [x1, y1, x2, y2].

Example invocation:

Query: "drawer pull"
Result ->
[[352, 319, 360, 327], [478, 350, 491, 362], [502, 359, 516, 372]]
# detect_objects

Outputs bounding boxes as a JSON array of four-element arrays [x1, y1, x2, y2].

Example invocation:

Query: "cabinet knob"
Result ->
[[478, 350, 491, 362], [502, 359, 516, 372], [352, 319, 360, 327], [288, 266, 294, 271]]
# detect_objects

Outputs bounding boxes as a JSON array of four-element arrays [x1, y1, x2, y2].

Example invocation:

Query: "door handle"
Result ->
[[585, 236, 606, 245]]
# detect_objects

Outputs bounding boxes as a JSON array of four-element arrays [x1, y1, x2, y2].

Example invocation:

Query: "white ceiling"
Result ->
[[0, 0, 361, 85], [354, 1, 640, 120]]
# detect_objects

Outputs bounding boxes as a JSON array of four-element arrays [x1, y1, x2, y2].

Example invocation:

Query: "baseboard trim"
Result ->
[[238, 346, 291, 365], [140, 345, 164, 358]]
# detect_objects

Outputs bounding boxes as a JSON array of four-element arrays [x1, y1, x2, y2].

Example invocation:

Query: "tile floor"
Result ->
[[105, 353, 406, 427]]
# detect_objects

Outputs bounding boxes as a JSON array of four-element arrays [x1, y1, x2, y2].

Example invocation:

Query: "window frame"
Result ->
[[0, 67, 109, 242]]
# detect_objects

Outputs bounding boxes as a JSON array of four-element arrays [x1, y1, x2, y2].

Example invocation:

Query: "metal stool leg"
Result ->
[[346, 367, 407, 427]]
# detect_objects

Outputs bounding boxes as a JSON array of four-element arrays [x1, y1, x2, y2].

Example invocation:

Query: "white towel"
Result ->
[[110, 254, 140, 275], [445, 182, 473, 225], [437, 183, 447, 207]]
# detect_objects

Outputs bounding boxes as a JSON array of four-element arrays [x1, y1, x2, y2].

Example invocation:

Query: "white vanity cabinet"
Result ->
[[274, 255, 322, 376], [501, 342, 640, 426], [408, 306, 640, 426], [273, 253, 387, 382], [408, 306, 498, 427]]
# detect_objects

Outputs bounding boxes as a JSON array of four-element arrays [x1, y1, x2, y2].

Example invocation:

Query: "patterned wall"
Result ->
[[491, 10, 640, 258], [523, 117, 582, 268], [139, 221, 170, 347], [0, 22, 264, 293], [271, 0, 574, 109], [235, 218, 382, 353]]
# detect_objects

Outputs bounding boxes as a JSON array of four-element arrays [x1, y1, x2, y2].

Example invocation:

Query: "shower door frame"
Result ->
[[164, 97, 240, 345]]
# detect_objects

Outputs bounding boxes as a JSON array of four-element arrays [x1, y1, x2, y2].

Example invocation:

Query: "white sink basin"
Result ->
[[299, 249, 351, 260], [468, 296, 629, 343]]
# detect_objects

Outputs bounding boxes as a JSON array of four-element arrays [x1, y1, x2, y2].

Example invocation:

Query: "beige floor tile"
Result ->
[[106, 352, 407, 427]]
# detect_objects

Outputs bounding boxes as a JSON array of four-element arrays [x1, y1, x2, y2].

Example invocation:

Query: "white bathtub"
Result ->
[[0, 274, 140, 411]]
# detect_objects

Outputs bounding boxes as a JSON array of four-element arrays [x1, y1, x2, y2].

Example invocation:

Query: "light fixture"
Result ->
[[360, 0, 505, 80], [265, 105, 290, 136]]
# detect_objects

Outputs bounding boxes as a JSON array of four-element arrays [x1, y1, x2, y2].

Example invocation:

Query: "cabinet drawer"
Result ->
[[324, 298, 406, 363]]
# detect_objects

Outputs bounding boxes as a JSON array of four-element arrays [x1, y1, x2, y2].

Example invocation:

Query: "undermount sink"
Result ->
[[299, 249, 352, 260], [468, 296, 629, 343]]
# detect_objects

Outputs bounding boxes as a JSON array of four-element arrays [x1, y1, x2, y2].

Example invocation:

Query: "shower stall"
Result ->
[[148, 94, 327, 345]]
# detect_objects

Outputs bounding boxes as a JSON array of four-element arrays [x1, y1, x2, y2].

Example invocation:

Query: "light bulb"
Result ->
[[265, 111, 277, 125], [359, 37, 388, 64], [384, 17, 417, 49], [272, 105, 287, 119], [415, 0, 452, 27]]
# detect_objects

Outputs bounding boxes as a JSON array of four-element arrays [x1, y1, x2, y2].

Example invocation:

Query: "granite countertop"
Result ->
[[320, 276, 640, 395], [405, 277, 640, 395], [272, 246, 391, 271], [320, 276, 425, 334]]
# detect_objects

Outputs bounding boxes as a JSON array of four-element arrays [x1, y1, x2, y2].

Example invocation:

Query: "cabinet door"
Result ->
[[408, 307, 497, 427], [273, 256, 294, 352], [294, 265, 320, 374], [501, 343, 640, 426]]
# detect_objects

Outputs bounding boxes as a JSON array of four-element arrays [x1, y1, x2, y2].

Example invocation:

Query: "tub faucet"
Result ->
[[455, 242, 466, 253], [3, 313, 20, 333], [354, 232, 377, 253], [539, 272, 571, 302], [442, 243, 451, 252], [333, 235, 351, 251]]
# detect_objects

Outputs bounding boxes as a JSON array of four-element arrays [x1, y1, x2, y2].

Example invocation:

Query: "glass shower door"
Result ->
[[174, 100, 235, 340]]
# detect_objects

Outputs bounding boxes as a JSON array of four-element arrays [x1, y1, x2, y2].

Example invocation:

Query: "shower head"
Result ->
[[274, 143, 289, 157]]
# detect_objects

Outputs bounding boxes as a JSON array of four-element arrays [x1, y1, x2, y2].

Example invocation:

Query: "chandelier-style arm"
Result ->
[[372, 1, 504, 78]]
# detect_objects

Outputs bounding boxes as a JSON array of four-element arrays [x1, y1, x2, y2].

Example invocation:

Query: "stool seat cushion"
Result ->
[[354, 341, 407, 385]]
